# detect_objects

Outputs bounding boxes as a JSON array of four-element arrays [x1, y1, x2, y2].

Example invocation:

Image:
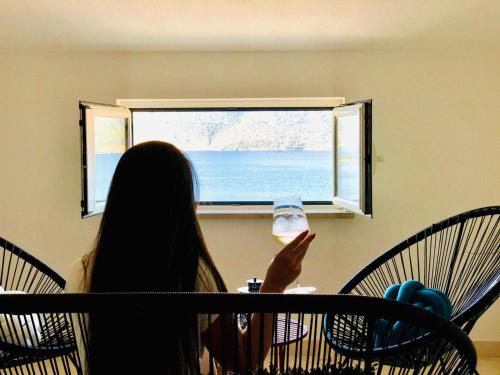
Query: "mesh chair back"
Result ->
[[339, 206, 500, 331], [0, 237, 65, 293], [0, 236, 71, 369], [0, 293, 477, 374]]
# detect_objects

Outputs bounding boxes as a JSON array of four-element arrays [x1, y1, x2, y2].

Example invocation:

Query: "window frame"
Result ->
[[332, 100, 372, 217], [117, 97, 347, 216], [80, 101, 131, 218]]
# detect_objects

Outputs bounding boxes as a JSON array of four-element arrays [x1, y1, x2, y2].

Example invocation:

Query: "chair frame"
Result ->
[[339, 206, 500, 333], [0, 236, 76, 370], [0, 293, 478, 374], [0, 236, 65, 293]]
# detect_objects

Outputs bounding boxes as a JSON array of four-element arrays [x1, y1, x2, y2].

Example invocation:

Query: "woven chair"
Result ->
[[339, 206, 499, 333], [325, 206, 499, 368], [0, 293, 477, 374], [0, 236, 78, 370]]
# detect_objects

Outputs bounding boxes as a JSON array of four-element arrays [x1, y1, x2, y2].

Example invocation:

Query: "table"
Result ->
[[237, 286, 316, 294], [237, 284, 313, 371]]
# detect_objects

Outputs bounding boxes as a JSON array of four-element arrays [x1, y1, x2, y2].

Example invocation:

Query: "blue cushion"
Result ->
[[375, 280, 453, 347]]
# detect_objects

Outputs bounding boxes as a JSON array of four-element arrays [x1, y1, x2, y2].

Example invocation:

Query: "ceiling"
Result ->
[[1, 0, 499, 52]]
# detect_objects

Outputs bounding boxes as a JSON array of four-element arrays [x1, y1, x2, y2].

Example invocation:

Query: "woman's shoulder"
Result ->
[[65, 256, 90, 293], [196, 257, 219, 293]]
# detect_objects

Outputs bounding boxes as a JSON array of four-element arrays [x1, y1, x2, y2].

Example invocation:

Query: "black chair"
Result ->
[[324, 206, 498, 373], [0, 236, 78, 371], [338, 206, 499, 335], [0, 293, 477, 374]]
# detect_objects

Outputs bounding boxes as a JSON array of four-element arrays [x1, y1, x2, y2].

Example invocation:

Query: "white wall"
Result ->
[[0, 49, 498, 340]]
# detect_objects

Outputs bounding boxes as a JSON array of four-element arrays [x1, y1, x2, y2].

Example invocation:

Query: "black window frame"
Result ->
[[80, 98, 372, 218]]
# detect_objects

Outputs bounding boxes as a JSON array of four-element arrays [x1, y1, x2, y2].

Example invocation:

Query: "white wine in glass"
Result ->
[[272, 196, 313, 293]]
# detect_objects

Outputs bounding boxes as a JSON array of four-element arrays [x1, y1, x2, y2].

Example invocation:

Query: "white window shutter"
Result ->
[[332, 100, 372, 217], [80, 101, 131, 218]]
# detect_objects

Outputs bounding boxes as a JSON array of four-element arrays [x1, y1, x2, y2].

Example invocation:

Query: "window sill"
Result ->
[[196, 205, 354, 218]]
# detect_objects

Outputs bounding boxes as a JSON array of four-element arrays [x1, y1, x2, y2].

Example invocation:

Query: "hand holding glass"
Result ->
[[272, 196, 314, 293]]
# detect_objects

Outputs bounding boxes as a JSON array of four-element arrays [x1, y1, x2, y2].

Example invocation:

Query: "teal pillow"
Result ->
[[375, 280, 453, 347]]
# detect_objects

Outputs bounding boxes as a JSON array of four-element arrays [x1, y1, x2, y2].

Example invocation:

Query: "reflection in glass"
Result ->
[[336, 115, 359, 202], [94, 117, 126, 203]]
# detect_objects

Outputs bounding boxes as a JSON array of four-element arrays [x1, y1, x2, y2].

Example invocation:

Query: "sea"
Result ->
[[94, 151, 349, 203]]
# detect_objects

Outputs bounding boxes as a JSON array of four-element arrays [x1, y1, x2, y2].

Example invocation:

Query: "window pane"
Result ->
[[94, 116, 126, 203], [336, 115, 360, 202], [133, 110, 333, 202]]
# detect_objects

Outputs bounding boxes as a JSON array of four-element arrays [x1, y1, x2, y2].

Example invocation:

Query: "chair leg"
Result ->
[[462, 319, 478, 335], [278, 346, 285, 373]]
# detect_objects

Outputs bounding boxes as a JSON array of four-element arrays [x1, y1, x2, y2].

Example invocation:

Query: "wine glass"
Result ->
[[272, 196, 315, 293]]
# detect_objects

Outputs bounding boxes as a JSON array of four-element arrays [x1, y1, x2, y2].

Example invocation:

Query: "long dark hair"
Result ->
[[84, 141, 226, 374]]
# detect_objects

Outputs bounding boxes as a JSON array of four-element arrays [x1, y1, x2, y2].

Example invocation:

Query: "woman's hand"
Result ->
[[261, 230, 316, 293]]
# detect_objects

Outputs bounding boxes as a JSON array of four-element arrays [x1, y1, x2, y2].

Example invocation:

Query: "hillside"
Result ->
[[132, 110, 332, 151]]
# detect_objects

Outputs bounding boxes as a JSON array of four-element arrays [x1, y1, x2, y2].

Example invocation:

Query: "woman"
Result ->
[[66, 141, 315, 374]]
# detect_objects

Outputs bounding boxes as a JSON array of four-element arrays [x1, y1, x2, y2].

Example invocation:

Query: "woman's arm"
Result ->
[[201, 230, 315, 373]]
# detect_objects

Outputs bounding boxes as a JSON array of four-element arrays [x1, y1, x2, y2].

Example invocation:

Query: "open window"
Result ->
[[332, 100, 372, 216], [78, 98, 371, 218], [79, 101, 131, 218]]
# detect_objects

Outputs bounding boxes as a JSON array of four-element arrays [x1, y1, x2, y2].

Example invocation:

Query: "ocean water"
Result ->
[[95, 151, 342, 203], [187, 151, 333, 202]]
